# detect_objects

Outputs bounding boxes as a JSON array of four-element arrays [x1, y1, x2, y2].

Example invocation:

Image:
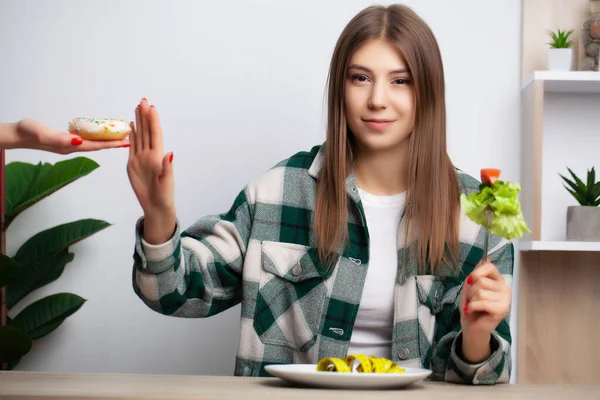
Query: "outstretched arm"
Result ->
[[0, 119, 130, 153]]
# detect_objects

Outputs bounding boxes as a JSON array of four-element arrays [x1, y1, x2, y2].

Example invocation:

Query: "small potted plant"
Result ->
[[559, 167, 600, 241], [547, 28, 575, 70]]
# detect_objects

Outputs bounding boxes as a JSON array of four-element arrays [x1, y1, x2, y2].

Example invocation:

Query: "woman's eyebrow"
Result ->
[[347, 64, 411, 74]]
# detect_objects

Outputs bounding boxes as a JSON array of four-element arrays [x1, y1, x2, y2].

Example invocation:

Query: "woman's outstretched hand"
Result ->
[[126, 98, 176, 244]]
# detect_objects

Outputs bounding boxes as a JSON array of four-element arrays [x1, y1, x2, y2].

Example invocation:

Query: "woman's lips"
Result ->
[[363, 119, 395, 130]]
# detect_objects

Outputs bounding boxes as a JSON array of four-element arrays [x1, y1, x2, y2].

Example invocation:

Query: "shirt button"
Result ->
[[292, 263, 302, 276], [398, 348, 410, 360]]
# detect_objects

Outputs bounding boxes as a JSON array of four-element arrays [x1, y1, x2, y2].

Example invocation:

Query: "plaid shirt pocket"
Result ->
[[253, 241, 332, 352], [416, 276, 461, 317], [415, 275, 462, 371]]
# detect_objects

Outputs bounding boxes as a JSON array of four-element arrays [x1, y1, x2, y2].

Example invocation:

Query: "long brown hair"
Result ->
[[314, 4, 460, 275]]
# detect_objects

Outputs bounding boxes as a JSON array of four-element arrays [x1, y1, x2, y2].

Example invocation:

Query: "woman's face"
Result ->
[[344, 39, 416, 153]]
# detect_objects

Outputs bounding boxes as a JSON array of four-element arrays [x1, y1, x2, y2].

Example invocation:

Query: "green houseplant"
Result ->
[[559, 167, 600, 241], [0, 157, 110, 369], [547, 28, 575, 71]]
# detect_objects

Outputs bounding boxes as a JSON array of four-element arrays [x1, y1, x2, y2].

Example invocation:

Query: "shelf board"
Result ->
[[520, 240, 600, 252], [522, 71, 600, 93]]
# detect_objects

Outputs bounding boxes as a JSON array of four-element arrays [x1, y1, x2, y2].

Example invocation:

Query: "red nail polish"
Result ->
[[467, 276, 473, 285], [464, 305, 469, 313], [150, 105, 155, 109], [118, 143, 131, 148], [142, 97, 147, 101], [71, 137, 82, 145], [169, 153, 174, 163]]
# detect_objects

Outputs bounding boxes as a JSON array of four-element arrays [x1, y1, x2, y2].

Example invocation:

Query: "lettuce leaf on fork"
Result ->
[[460, 179, 531, 240]]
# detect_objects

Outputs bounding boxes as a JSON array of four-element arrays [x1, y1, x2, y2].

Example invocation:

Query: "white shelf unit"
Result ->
[[522, 71, 600, 93], [519, 70, 600, 251], [517, 70, 600, 387], [520, 241, 600, 252]]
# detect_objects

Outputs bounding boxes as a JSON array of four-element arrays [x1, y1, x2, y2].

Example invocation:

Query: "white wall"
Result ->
[[0, 0, 523, 379]]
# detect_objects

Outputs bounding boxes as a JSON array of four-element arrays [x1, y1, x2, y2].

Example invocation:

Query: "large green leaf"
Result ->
[[7, 219, 110, 309], [4, 157, 99, 228], [0, 254, 20, 288], [4, 162, 41, 219], [0, 325, 32, 361], [13, 219, 111, 269], [11, 293, 86, 340], [7, 249, 74, 310]]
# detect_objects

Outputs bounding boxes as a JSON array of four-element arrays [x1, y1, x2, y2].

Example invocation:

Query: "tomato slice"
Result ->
[[481, 168, 501, 185]]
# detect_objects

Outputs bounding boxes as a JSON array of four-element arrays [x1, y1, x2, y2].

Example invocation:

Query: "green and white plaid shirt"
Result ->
[[132, 143, 513, 385]]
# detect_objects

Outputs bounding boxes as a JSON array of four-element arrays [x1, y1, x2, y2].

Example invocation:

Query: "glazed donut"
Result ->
[[68, 117, 131, 141]]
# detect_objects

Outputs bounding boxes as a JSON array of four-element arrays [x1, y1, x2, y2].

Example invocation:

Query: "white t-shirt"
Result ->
[[347, 187, 406, 359]]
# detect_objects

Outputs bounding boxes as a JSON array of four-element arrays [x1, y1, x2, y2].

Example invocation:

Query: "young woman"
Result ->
[[127, 4, 513, 385], [0, 119, 131, 153]]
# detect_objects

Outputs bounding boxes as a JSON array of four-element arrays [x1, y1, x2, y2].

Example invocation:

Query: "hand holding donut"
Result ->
[[1, 119, 131, 154], [126, 98, 176, 244]]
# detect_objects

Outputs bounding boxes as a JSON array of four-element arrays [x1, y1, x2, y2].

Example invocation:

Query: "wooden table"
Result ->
[[1, 371, 600, 399]]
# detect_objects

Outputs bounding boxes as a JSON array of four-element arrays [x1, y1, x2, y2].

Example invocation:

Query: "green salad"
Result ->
[[461, 178, 530, 240]]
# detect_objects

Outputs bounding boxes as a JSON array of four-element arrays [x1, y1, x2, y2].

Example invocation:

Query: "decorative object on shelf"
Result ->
[[0, 157, 111, 370], [547, 28, 575, 71], [578, 0, 600, 71], [559, 167, 600, 242]]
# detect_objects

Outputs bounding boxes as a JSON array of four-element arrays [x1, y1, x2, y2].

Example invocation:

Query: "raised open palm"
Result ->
[[127, 98, 174, 218]]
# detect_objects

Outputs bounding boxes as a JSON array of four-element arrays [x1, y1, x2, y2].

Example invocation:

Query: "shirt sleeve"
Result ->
[[131, 188, 252, 318], [436, 241, 514, 384]]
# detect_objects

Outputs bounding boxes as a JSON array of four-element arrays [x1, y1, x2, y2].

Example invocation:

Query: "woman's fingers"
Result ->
[[46, 132, 130, 154], [468, 261, 504, 285], [76, 140, 131, 152], [132, 97, 164, 156], [468, 277, 501, 298], [135, 103, 143, 152], [128, 122, 136, 160], [148, 104, 163, 154], [469, 289, 503, 303], [467, 300, 508, 320], [140, 99, 151, 150]]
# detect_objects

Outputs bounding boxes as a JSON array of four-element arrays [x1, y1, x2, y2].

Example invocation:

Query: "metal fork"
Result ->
[[481, 208, 493, 263]]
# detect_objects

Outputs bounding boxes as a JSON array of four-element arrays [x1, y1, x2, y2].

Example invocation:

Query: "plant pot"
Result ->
[[548, 48, 574, 71], [566, 205, 600, 241]]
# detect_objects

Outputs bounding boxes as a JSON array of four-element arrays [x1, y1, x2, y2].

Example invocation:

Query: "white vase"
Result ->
[[548, 48, 573, 71]]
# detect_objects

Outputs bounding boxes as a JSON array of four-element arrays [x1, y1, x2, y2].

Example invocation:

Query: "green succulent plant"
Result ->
[[548, 28, 575, 49], [559, 167, 600, 206]]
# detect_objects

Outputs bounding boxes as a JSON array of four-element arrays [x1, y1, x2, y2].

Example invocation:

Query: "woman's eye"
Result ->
[[351, 74, 369, 83], [393, 78, 412, 85]]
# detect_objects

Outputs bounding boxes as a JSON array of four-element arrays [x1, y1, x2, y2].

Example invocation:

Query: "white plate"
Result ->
[[264, 364, 432, 389]]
